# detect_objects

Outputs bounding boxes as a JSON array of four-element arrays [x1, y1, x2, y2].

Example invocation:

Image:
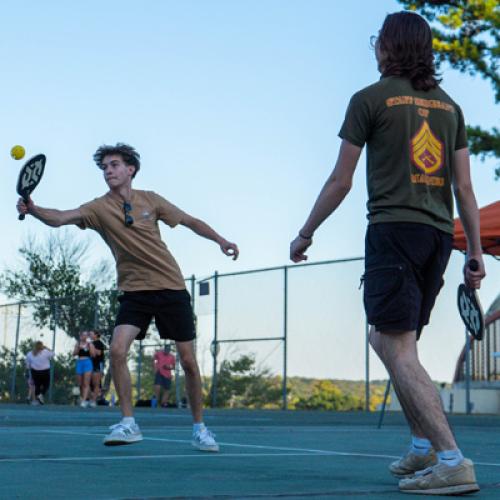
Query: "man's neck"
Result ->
[[108, 184, 133, 202]]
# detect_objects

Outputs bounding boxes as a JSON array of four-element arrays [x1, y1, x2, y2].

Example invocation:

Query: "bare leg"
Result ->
[[161, 389, 170, 406], [81, 371, 92, 401], [110, 325, 140, 418], [91, 372, 102, 402], [76, 374, 83, 399], [378, 329, 457, 451], [176, 340, 202, 423], [369, 327, 427, 438], [153, 384, 161, 404]]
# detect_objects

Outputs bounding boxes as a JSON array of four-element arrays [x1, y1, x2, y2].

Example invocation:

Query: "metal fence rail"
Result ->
[[1, 258, 375, 409]]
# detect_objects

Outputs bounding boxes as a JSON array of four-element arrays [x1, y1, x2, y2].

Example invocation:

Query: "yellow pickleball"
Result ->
[[10, 145, 25, 160]]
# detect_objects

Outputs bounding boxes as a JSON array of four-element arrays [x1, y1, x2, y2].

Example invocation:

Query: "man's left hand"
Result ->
[[290, 235, 312, 263], [220, 240, 239, 260]]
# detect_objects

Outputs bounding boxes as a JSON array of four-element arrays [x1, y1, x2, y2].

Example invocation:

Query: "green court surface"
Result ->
[[0, 405, 498, 499]]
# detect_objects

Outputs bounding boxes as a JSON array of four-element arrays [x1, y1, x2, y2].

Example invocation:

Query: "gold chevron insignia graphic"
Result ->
[[410, 120, 443, 174]]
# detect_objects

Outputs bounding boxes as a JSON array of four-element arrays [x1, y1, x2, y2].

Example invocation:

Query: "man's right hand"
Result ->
[[17, 196, 34, 216]]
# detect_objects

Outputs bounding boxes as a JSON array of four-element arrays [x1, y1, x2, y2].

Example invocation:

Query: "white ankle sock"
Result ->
[[437, 449, 464, 467], [193, 422, 205, 433], [121, 417, 135, 426], [411, 435, 432, 456]]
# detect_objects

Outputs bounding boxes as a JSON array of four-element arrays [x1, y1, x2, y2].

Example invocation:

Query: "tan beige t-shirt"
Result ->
[[78, 190, 186, 291]]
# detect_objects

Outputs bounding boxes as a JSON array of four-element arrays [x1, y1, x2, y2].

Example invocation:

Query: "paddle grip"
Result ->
[[468, 259, 479, 272], [18, 196, 27, 221]]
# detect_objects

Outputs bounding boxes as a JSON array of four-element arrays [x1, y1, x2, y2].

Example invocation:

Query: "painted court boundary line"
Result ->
[[33, 430, 500, 468], [43, 429, 399, 459], [0, 452, 318, 464]]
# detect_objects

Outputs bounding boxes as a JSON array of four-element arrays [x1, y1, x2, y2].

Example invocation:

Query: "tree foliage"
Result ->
[[210, 353, 283, 408], [0, 232, 117, 341], [294, 380, 363, 411], [399, 0, 500, 177]]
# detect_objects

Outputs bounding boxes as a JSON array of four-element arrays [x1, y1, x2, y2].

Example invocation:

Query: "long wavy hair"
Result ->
[[378, 11, 441, 91]]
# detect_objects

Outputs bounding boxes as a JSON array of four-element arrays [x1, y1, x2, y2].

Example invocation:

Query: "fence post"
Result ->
[[49, 301, 58, 403], [137, 340, 143, 401], [10, 303, 22, 401], [93, 292, 99, 330], [211, 272, 219, 408], [465, 331, 471, 414], [283, 266, 288, 410], [365, 318, 370, 412]]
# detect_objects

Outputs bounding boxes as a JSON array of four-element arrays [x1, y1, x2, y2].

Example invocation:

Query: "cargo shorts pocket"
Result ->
[[362, 263, 409, 326]]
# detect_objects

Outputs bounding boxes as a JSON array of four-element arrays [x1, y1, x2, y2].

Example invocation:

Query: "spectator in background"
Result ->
[[25, 366, 36, 404], [90, 330, 107, 407], [153, 344, 176, 408], [26, 341, 54, 405], [73, 331, 95, 408]]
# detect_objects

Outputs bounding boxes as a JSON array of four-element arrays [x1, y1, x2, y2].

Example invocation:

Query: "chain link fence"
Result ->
[[3, 255, 491, 411]]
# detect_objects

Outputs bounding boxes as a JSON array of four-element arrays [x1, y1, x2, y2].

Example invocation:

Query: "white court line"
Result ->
[[0, 452, 315, 464], [39, 430, 500, 468], [43, 429, 398, 459]]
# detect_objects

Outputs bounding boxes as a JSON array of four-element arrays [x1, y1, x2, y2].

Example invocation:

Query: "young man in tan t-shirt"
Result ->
[[17, 143, 239, 451]]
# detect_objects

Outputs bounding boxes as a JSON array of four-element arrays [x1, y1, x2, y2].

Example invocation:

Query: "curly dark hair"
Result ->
[[93, 143, 141, 178], [378, 11, 441, 91]]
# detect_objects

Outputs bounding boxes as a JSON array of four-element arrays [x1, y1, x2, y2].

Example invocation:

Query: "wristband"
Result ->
[[298, 231, 313, 240]]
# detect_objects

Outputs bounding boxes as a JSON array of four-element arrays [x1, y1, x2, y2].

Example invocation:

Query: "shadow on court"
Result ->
[[0, 404, 498, 499]]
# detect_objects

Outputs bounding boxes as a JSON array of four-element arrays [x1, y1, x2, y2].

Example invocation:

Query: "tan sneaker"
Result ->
[[389, 450, 437, 478], [399, 458, 480, 495]]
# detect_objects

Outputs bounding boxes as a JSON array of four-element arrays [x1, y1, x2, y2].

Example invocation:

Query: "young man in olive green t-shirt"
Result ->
[[17, 143, 239, 452], [290, 11, 485, 495]]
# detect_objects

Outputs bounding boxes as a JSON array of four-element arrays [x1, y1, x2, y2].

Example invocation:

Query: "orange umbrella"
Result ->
[[453, 201, 500, 257]]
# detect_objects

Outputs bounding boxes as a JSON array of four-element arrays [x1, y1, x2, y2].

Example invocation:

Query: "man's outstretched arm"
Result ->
[[290, 140, 362, 263], [452, 147, 486, 289], [17, 197, 83, 227], [179, 214, 239, 260]]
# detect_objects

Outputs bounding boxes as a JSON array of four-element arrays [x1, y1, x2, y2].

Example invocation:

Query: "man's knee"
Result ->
[[110, 343, 128, 364], [180, 353, 198, 374]]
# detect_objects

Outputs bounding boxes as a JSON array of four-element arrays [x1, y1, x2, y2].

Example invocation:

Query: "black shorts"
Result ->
[[92, 361, 104, 373], [154, 373, 172, 389], [363, 222, 452, 337], [115, 289, 196, 342]]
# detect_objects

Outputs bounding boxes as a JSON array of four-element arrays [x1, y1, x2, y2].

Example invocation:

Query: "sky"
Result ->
[[1, 0, 499, 383]]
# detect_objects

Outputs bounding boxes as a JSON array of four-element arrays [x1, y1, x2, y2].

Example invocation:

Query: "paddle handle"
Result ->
[[18, 196, 27, 221], [468, 259, 479, 272]]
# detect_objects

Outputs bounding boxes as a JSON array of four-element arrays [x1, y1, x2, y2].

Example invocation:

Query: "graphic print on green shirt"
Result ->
[[338, 76, 467, 234]]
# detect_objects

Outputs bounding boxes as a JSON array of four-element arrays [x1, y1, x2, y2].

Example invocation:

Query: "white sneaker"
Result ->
[[80, 400, 89, 408], [30, 400, 40, 406], [192, 427, 219, 452], [103, 422, 143, 446], [36, 394, 44, 405], [89, 401, 97, 408]]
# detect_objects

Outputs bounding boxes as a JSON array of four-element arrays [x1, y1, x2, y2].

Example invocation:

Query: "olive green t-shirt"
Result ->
[[339, 76, 467, 234], [78, 190, 186, 291]]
